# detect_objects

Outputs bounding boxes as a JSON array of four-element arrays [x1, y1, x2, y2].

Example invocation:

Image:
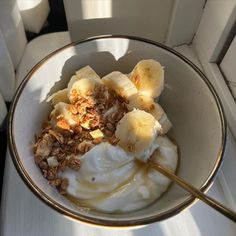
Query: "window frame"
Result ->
[[193, 0, 236, 208]]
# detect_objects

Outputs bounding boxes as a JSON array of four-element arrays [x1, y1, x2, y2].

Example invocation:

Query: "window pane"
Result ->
[[220, 36, 236, 99]]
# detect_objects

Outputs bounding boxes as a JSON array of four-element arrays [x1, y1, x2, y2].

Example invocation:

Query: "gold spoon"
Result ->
[[149, 161, 236, 223]]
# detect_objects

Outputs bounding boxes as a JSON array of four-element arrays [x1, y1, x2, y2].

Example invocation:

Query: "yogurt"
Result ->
[[61, 136, 178, 213]]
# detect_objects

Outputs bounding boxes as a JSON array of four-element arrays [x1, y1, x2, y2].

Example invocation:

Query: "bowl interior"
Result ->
[[10, 37, 225, 226]]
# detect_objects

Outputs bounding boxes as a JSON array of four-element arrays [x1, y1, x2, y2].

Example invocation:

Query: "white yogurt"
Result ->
[[61, 136, 178, 213]]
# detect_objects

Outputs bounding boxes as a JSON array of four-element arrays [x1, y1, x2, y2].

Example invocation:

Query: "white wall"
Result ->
[[64, 0, 174, 42], [64, 0, 205, 46]]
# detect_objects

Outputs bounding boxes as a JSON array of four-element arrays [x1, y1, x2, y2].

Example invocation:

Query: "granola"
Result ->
[[34, 72, 128, 195]]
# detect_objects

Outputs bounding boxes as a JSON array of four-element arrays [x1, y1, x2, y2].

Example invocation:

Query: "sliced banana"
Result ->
[[67, 66, 103, 102], [76, 65, 100, 78], [130, 59, 164, 98], [102, 71, 137, 99], [47, 88, 69, 106], [127, 93, 172, 134], [127, 93, 163, 119], [68, 77, 102, 102], [67, 65, 101, 89], [115, 109, 162, 154], [50, 102, 77, 128]]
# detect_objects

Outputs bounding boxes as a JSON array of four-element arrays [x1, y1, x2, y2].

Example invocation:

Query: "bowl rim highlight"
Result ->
[[8, 35, 227, 227]]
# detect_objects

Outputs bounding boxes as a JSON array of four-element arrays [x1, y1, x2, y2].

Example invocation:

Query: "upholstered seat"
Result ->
[[16, 32, 70, 87]]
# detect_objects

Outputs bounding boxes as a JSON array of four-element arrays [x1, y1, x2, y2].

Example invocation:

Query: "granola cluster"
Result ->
[[33, 84, 128, 194]]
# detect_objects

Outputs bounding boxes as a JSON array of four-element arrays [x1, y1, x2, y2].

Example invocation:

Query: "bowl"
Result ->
[[8, 35, 226, 227]]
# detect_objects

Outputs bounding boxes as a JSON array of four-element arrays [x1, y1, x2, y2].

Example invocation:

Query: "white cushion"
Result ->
[[0, 29, 15, 101], [16, 31, 71, 87], [0, 0, 27, 68], [17, 0, 50, 33]]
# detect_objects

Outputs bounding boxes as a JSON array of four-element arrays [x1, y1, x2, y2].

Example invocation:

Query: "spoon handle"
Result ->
[[150, 162, 236, 223]]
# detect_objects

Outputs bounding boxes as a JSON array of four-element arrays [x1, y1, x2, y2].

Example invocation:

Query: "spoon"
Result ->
[[149, 161, 236, 223]]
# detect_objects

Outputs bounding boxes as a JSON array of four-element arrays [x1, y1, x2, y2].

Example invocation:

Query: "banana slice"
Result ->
[[76, 65, 100, 79], [130, 59, 164, 98], [50, 102, 77, 128], [102, 71, 137, 99], [127, 93, 172, 134], [115, 109, 162, 154], [67, 65, 101, 90], [47, 88, 69, 106], [68, 77, 102, 102], [67, 66, 103, 102], [127, 93, 163, 119]]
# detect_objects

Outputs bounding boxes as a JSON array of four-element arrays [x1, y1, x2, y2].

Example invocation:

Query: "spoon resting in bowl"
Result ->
[[149, 161, 236, 223]]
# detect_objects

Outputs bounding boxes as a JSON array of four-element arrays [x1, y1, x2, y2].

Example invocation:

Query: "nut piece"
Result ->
[[47, 156, 59, 167], [49, 178, 62, 187], [106, 122, 115, 131], [89, 129, 104, 139], [58, 178, 69, 194], [50, 147, 61, 156], [67, 156, 81, 170], [103, 129, 113, 137], [38, 161, 48, 170], [92, 137, 103, 144], [46, 167, 57, 180], [57, 159, 68, 172], [77, 140, 94, 154], [108, 136, 119, 145], [80, 120, 91, 129], [48, 129, 64, 143], [57, 119, 71, 131], [35, 133, 54, 160], [34, 155, 45, 165]]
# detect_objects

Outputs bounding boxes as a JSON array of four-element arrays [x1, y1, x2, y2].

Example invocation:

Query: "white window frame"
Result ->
[[165, 0, 206, 47], [220, 36, 236, 99], [193, 1, 236, 139], [193, 0, 236, 209]]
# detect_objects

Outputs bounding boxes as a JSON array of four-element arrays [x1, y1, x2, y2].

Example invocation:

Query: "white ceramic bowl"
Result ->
[[8, 36, 226, 227]]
